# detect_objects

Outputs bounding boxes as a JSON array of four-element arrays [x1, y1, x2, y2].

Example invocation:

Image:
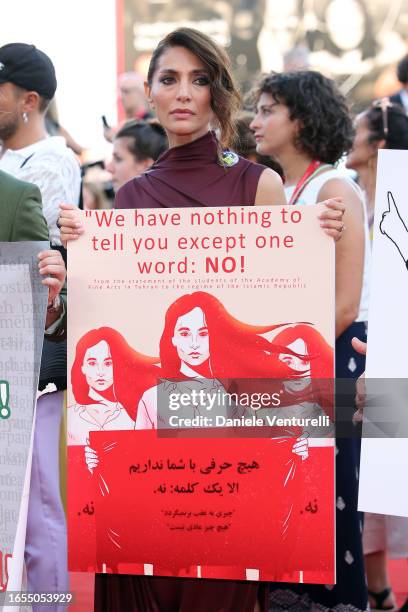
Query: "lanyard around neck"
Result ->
[[288, 161, 331, 205]]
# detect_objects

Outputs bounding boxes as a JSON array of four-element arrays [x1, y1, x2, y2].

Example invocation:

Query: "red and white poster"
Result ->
[[68, 205, 335, 584]]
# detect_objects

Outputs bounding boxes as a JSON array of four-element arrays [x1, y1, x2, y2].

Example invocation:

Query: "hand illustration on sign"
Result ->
[[380, 191, 408, 270]]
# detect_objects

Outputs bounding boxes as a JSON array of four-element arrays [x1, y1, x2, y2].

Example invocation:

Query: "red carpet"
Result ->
[[390, 558, 408, 608], [68, 562, 407, 611]]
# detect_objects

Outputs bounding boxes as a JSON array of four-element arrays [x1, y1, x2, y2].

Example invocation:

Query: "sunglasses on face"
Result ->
[[371, 97, 394, 137]]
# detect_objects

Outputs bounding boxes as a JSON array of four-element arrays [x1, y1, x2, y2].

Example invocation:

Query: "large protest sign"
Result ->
[[359, 150, 408, 517], [68, 206, 335, 583], [0, 242, 48, 591]]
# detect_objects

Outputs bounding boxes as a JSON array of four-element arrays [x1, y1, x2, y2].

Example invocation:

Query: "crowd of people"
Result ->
[[1, 26, 408, 612]]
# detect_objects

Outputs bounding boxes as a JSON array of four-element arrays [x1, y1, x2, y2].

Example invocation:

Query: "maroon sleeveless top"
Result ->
[[115, 131, 266, 209]]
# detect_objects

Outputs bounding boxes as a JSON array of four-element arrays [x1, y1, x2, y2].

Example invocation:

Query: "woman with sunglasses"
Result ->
[[346, 98, 408, 239], [347, 99, 408, 612]]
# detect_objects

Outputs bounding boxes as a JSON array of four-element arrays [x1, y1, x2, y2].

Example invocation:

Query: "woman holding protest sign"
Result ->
[[60, 27, 346, 612], [250, 70, 370, 610]]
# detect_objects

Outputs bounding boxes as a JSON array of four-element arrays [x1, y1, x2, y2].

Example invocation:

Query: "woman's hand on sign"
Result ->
[[38, 249, 66, 304], [85, 443, 99, 474], [317, 197, 346, 241], [351, 337, 367, 423], [292, 435, 309, 461], [58, 203, 84, 247]]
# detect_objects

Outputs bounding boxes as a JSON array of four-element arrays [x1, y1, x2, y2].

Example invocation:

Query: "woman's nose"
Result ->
[[249, 115, 259, 131], [176, 80, 192, 102]]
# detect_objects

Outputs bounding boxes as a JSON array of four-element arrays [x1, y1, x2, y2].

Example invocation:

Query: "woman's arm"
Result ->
[[254, 168, 286, 206], [318, 178, 365, 337], [255, 169, 346, 239]]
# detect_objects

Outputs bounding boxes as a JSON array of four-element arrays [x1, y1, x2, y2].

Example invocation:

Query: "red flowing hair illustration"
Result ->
[[71, 327, 160, 421], [159, 292, 320, 377], [272, 323, 334, 418], [272, 324, 333, 379], [159, 292, 334, 413]]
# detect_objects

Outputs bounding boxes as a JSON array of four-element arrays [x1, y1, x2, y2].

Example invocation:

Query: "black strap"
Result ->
[[367, 587, 394, 610], [19, 152, 35, 168]]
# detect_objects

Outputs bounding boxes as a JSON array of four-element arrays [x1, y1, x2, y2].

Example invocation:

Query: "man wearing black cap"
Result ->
[[0, 43, 80, 245], [0, 43, 79, 606]]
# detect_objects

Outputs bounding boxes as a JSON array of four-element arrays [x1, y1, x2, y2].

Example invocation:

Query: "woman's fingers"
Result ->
[[292, 436, 309, 460], [319, 219, 345, 241], [355, 373, 366, 409], [317, 198, 346, 240], [37, 250, 66, 302], [318, 197, 346, 216], [59, 204, 84, 246], [351, 337, 367, 356], [85, 446, 99, 473], [353, 372, 366, 424]]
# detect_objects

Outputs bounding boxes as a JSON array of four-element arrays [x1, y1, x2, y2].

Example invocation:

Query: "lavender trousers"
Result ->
[[25, 391, 68, 612]]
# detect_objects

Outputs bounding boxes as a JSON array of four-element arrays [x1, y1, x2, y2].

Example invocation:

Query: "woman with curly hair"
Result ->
[[251, 71, 370, 610]]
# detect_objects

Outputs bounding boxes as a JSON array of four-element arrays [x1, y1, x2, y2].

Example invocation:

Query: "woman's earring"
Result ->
[[22, 112, 28, 124]]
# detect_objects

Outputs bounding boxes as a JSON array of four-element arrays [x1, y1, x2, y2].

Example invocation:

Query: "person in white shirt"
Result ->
[[0, 44, 81, 246], [0, 43, 79, 609]]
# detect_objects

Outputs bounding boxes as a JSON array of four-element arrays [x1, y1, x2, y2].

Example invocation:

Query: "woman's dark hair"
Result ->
[[364, 103, 408, 150], [397, 54, 408, 85], [147, 27, 241, 148], [232, 112, 284, 178], [115, 119, 168, 162], [254, 71, 354, 164]]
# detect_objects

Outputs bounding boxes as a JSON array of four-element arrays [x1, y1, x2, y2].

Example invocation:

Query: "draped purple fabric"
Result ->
[[115, 131, 266, 209]]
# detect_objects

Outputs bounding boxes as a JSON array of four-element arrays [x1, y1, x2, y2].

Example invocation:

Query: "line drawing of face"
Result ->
[[279, 338, 311, 393], [81, 340, 114, 392], [171, 306, 210, 368]]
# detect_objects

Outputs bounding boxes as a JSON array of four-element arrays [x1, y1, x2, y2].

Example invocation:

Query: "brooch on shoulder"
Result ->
[[218, 150, 239, 168]]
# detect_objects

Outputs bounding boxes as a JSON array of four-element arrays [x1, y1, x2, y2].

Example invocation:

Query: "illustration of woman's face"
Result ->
[[172, 306, 210, 368], [279, 338, 311, 393], [81, 340, 114, 392]]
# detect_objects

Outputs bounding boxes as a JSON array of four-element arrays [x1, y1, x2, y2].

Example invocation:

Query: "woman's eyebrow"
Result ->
[[258, 103, 278, 111], [158, 68, 209, 76], [176, 326, 190, 332]]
